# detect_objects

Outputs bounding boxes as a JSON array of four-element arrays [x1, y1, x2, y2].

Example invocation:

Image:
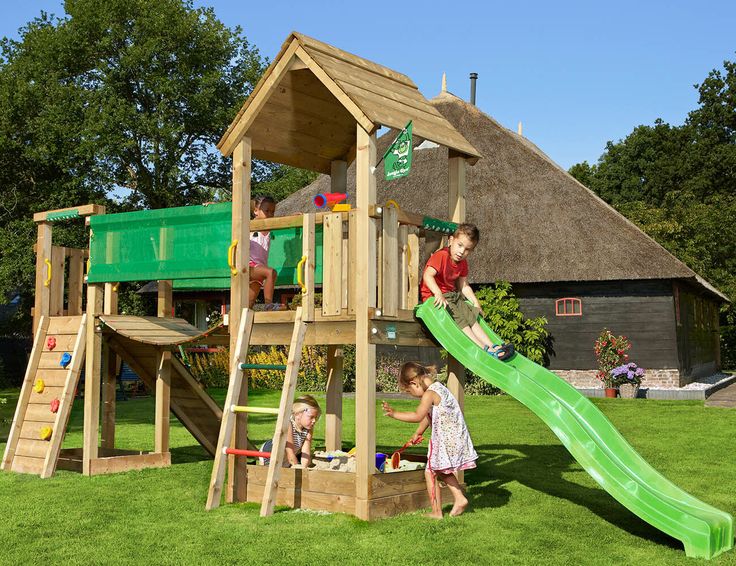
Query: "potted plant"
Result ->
[[612, 362, 645, 398], [594, 329, 631, 398]]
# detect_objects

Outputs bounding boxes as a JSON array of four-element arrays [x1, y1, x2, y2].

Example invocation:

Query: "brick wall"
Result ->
[[552, 368, 682, 388]]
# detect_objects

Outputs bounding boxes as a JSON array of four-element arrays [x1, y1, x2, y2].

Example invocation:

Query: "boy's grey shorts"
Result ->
[[443, 291, 481, 329]]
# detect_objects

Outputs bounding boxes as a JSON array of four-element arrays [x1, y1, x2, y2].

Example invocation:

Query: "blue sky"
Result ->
[[2, 1, 735, 169]]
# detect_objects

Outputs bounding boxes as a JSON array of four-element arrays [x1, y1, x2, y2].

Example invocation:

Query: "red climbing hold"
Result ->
[[50, 398, 60, 413], [47, 336, 57, 350]]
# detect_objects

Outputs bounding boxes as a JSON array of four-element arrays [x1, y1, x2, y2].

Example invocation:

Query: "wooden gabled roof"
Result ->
[[217, 32, 480, 172]]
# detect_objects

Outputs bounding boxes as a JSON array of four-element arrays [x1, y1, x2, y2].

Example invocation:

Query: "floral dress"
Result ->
[[427, 382, 478, 473]]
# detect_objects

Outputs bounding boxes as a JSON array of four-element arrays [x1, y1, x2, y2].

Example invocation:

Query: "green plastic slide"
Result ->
[[415, 300, 733, 559]]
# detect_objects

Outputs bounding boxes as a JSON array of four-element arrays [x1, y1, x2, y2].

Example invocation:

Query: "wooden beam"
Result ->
[[33, 223, 52, 335], [228, 138, 251, 503], [83, 284, 103, 475], [157, 280, 173, 318], [407, 229, 420, 309], [295, 45, 375, 135], [219, 40, 301, 157], [354, 124, 378, 519], [33, 204, 106, 223], [325, 346, 343, 452]]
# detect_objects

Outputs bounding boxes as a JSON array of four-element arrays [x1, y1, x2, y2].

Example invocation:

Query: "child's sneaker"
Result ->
[[264, 303, 284, 311], [485, 343, 515, 361]]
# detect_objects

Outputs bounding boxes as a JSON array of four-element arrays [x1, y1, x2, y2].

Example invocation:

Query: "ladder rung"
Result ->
[[230, 405, 279, 415], [224, 448, 271, 458], [240, 363, 287, 371]]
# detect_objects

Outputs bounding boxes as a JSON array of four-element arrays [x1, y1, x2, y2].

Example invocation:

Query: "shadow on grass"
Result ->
[[468, 443, 681, 552], [170, 445, 212, 464]]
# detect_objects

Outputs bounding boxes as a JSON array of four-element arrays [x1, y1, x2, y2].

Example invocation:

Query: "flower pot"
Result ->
[[619, 383, 640, 399], [604, 387, 618, 398]]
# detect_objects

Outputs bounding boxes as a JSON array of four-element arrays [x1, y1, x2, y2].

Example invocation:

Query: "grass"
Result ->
[[1, 388, 735, 565]]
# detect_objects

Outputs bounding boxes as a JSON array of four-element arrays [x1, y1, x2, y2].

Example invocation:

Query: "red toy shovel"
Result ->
[[391, 436, 423, 469]]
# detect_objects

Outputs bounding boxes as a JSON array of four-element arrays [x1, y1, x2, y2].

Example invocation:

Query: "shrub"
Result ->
[[187, 348, 230, 388], [474, 281, 552, 366], [594, 329, 631, 388]]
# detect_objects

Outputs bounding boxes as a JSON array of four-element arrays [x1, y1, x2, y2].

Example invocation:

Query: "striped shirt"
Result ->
[[260, 415, 309, 466]]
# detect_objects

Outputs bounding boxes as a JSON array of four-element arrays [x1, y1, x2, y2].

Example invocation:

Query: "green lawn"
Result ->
[[1, 388, 735, 565]]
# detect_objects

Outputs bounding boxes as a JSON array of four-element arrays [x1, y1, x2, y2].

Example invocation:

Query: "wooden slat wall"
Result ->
[[381, 206, 399, 317], [322, 212, 343, 316]]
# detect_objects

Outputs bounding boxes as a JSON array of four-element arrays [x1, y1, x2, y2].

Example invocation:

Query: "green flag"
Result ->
[[383, 121, 413, 180]]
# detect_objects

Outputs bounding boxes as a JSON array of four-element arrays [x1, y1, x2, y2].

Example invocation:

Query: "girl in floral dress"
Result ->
[[382, 362, 478, 518]]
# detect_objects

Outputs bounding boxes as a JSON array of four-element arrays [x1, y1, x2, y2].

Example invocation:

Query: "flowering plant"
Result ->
[[611, 362, 645, 386], [594, 329, 631, 388]]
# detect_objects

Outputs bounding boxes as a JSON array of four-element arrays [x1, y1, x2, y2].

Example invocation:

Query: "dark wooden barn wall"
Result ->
[[673, 282, 720, 378], [511, 280, 680, 371]]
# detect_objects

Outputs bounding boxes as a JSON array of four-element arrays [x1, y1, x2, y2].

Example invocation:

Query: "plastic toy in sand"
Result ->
[[390, 436, 423, 469]]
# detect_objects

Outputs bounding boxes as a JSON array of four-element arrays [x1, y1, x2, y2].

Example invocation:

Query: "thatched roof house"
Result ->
[[278, 91, 726, 389]]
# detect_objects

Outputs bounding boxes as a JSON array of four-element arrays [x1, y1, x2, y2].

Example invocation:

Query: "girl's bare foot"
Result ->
[[449, 497, 468, 517], [425, 511, 443, 519]]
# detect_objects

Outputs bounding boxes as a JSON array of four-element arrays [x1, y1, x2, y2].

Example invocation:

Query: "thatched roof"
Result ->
[[277, 91, 727, 301]]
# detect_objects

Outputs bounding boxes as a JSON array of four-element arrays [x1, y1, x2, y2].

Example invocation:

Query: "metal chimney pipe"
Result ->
[[469, 72, 478, 105]]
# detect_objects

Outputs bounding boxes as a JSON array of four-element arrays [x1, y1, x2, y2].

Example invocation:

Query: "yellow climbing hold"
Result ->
[[34, 379, 45, 393], [39, 426, 53, 441]]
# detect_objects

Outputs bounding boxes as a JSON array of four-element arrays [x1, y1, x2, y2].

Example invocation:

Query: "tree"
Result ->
[[0, 0, 266, 329], [569, 56, 736, 365]]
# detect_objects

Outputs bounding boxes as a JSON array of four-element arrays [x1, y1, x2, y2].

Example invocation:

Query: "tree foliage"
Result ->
[[0, 0, 266, 328], [569, 57, 736, 340]]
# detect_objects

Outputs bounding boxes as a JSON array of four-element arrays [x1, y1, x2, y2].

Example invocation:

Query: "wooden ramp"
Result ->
[[2, 315, 87, 478], [100, 315, 225, 456]]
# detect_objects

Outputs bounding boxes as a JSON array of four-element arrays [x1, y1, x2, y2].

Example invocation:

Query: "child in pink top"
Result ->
[[244, 196, 281, 310]]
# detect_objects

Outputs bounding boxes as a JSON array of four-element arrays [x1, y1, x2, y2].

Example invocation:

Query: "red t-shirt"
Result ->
[[420, 247, 468, 301]]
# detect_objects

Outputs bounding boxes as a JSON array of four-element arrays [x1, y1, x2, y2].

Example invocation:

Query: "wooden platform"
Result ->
[[243, 462, 454, 519], [104, 331, 223, 455], [99, 315, 225, 346], [57, 448, 170, 475]]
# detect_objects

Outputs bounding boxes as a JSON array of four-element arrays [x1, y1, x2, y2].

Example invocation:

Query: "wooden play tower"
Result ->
[[2, 31, 480, 520], [212, 32, 480, 519]]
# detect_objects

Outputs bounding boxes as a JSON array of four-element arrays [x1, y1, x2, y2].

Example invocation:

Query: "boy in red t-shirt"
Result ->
[[420, 223, 514, 361]]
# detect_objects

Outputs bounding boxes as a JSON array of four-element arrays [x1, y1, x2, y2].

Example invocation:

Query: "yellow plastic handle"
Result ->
[[385, 199, 401, 210], [44, 259, 52, 287], [228, 240, 238, 276], [297, 255, 307, 293]]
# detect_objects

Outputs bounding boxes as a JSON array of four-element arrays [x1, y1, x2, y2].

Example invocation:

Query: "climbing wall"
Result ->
[[1, 315, 87, 478]]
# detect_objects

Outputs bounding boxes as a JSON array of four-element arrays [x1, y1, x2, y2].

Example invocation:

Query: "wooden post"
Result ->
[[83, 284, 103, 475], [301, 213, 316, 322], [322, 160, 348, 316], [407, 229, 420, 309], [448, 152, 467, 483], [49, 246, 66, 316], [33, 222, 52, 334], [101, 282, 119, 450], [325, 345, 344, 451], [354, 124, 378, 519], [67, 249, 85, 315], [398, 225, 409, 310], [228, 138, 251, 503], [381, 206, 399, 317], [155, 350, 171, 454], [322, 212, 343, 316], [348, 210, 357, 315]]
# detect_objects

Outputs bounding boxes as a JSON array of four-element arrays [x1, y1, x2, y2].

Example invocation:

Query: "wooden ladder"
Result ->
[[1, 314, 87, 478], [206, 307, 308, 516]]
